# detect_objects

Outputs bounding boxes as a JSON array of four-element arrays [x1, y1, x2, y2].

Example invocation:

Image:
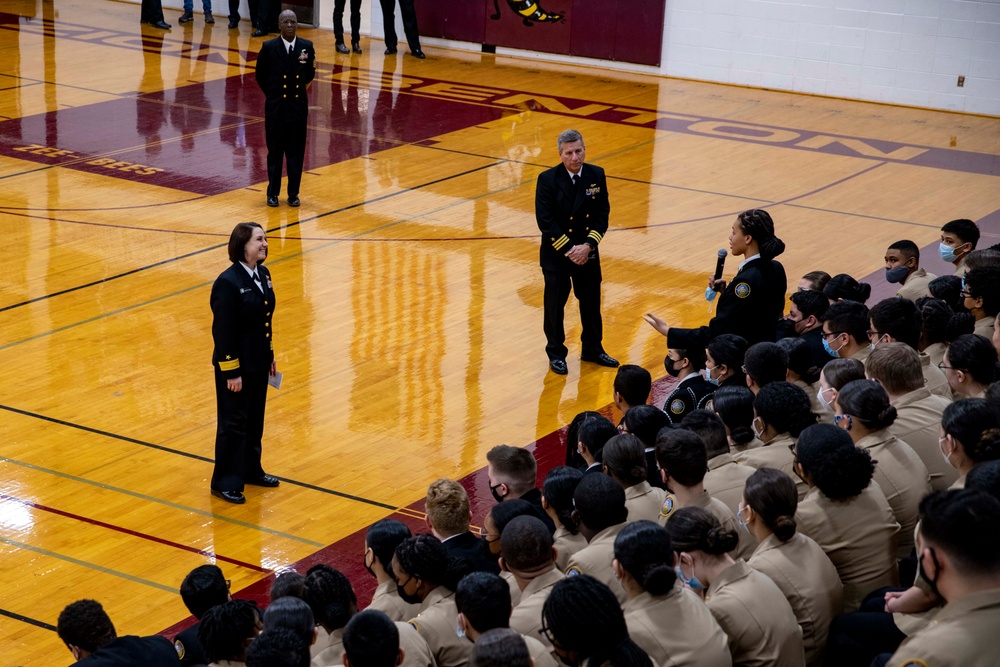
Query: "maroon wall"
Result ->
[[413, 0, 666, 67]]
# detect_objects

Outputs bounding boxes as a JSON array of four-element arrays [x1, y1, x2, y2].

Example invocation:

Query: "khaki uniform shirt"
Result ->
[[793, 379, 830, 425], [887, 588, 1000, 667], [896, 268, 934, 301], [851, 344, 872, 366], [659, 490, 756, 561], [705, 452, 757, 516], [974, 316, 995, 339], [625, 481, 667, 524], [501, 569, 522, 607], [953, 256, 967, 276], [312, 627, 343, 667], [311, 623, 435, 667], [856, 429, 932, 557], [923, 342, 947, 369], [748, 533, 843, 667], [796, 485, 900, 612], [522, 635, 557, 667], [731, 437, 764, 456], [624, 586, 731, 667], [565, 522, 628, 604], [368, 578, 422, 622], [510, 567, 564, 645], [889, 387, 959, 491], [552, 525, 587, 573], [706, 560, 806, 667], [735, 433, 808, 499], [920, 351, 951, 399], [408, 587, 470, 667]]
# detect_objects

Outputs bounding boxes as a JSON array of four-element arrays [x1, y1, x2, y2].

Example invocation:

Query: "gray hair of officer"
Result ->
[[557, 129, 584, 152]]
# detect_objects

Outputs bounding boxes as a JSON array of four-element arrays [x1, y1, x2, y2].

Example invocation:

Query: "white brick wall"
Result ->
[[662, 0, 1000, 113]]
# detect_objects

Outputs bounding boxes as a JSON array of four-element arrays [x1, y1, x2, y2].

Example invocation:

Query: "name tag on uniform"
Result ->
[[240, 287, 252, 294]]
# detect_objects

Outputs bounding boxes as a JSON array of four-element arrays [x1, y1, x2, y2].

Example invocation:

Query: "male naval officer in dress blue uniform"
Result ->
[[535, 129, 619, 375]]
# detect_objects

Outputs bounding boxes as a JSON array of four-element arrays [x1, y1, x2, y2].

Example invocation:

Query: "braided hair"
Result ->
[[542, 575, 653, 667], [736, 209, 786, 260], [303, 564, 357, 632]]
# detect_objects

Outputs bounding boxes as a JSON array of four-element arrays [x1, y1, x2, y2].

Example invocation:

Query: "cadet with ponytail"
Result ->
[[664, 506, 805, 666], [741, 469, 843, 666], [611, 521, 731, 667], [939, 397, 1000, 487]]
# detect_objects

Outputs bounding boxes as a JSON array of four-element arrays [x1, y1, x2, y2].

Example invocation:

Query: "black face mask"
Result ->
[[490, 483, 505, 503], [918, 548, 944, 601], [396, 577, 423, 605], [363, 551, 377, 580], [664, 356, 681, 377]]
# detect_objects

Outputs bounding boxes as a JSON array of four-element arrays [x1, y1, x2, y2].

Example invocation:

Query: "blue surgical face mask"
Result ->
[[939, 243, 958, 263], [703, 365, 721, 386], [737, 503, 750, 532], [885, 266, 910, 284], [822, 336, 841, 359], [674, 561, 705, 591]]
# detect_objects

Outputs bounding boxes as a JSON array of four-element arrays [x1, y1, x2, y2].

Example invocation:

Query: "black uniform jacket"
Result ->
[[669, 257, 787, 350], [255, 36, 316, 122], [535, 162, 610, 272], [663, 374, 718, 425], [443, 531, 501, 575], [73, 636, 181, 666], [173, 621, 207, 667], [211, 263, 275, 379]]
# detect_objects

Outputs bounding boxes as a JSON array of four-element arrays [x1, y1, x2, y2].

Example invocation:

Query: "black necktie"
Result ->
[[252, 272, 260, 283], [570, 174, 578, 187]]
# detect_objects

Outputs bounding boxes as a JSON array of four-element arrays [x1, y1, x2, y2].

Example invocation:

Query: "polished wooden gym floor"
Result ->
[[1, 0, 999, 663]]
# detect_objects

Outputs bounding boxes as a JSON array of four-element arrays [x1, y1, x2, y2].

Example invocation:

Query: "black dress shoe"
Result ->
[[247, 474, 280, 487], [204, 12, 215, 23], [336, 41, 350, 53], [178, 11, 194, 22], [212, 489, 246, 504], [228, 18, 239, 28], [384, 47, 397, 55], [352, 41, 362, 54], [411, 49, 425, 59], [252, 28, 267, 36], [581, 352, 620, 368], [549, 358, 568, 375], [288, 196, 300, 207], [152, 20, 172, 29], [267, 196, 279, 207]]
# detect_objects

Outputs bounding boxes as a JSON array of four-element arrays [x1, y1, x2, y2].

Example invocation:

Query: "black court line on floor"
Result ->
[[0, 606, 55, 632]]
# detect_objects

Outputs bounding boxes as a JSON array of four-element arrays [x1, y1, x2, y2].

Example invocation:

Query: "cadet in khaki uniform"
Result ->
[[793, 425, 900, 612], [363, 519, 423, 622], [393, 536, 472, 667], [563, 473, 628, 603], [680, 408, 757, 516], [883, 241, 934, 303], [602, 434, 666, 524], [541, 466, 589, 572], [313, 622, 434, 667], [886, 488, 1000, 667], [498, 515, 566, 645], [742, 468, 843, 667], [613, 520, 732, 667], [866, 343, 959, 491], [657, 428, 756, 560], [368, 578, 421, 622], [665, 507, 806, 667]]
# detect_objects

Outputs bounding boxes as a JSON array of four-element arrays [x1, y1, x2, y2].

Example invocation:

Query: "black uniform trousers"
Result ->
[[264, 118, 307, 199], [141, 0, 166, 22], [543, 261, 603, 361], [212, 368, 268, 492], [379, 0, 421, 50], [823, 586, 907, 667], [335, 0, 363, 43]]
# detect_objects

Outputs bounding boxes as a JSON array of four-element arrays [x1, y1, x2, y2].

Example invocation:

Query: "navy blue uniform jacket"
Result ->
[[535, 162, 610, 272], [211, 263, 275, 379], [254, 36, 316, 123]]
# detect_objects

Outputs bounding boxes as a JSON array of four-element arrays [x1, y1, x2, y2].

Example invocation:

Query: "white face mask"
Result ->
[[752, 418, 764, 440], [817, 386, 834, 410], [939, 435, 955, 468]]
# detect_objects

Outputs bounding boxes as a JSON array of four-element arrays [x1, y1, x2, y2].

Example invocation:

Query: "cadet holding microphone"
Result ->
[[645, 209, 788, 351]]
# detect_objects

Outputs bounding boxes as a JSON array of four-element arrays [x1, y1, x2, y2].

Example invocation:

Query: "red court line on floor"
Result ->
[[0, 493, 271, 574]]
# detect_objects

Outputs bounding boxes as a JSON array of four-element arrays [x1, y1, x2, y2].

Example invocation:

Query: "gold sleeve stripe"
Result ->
[[552, 235, 571, 251], [218, 358, 240, 371], [588, 231, 603, 242]]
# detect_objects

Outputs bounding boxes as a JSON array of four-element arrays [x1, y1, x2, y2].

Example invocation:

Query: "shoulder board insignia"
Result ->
[[669, 399, 685, 415], [566, 565, 582, 577], [407, 620, 420, 632], [702, 398, 714, 411], [660, 495, 675, 518], [899, 661, 929, 667], [174, 639, 185, 660], [734, 282, 751, 298]]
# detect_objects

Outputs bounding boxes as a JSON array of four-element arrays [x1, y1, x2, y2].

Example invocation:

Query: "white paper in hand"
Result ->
[[268, 371, 283, 390]]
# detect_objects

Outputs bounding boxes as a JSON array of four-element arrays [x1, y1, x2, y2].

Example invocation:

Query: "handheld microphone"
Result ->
[[706, 249, 727, 303]]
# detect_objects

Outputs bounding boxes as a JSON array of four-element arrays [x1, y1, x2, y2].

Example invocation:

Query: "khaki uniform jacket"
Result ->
[[501, 569, 522, 607], [565, 522, 628, 604], [920, 351, 951, 399], [510, 567, 565, 644], [625, 481, 667, 524], [522, 635, 557, 667], [731, 436, 764, 456], [312, 627, 343, 667], [552, 525, 587, 573], [896, 268, 934, 301], [748, 533, 843, 667], [408, 587, 471, 667], [974, 316, 995, 340], [313, 623, 435, 667], [856, 429, 932, 557], [796, 485, 900, 612], [623, 587, 731, 667], [851, 344, 872, 366], [793, 379, 830, 425], [705, 452, 757, 516], [368, 578, 422, 622], [889, 387, 959, 491], [659, 490, 756, 561], [735, 433, 808, 499], [210, 662, 245, 667], [706, 560, 805, 667], [887, 588, 1000, 667], [923, 342, 947, 369]]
